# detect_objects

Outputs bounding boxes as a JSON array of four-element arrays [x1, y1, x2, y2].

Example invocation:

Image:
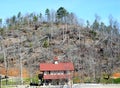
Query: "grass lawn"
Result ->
[[1, 85, 17, 88]]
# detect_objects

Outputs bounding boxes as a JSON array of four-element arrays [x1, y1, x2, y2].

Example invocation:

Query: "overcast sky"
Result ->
[[0, 0, 120, 25]]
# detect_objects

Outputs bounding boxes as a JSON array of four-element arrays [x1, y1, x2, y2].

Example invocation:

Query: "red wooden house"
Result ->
[[39, 57, 74, 85]]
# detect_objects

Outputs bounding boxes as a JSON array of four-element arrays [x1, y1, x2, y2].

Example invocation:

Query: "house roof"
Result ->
[[44, 74, 72, 79], [40, 62, 74, 71]]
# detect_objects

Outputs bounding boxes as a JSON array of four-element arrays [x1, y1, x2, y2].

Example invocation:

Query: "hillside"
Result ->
[[0, 7, 120, 83]]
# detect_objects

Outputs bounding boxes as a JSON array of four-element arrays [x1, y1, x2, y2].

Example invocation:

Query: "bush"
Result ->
[[43, 40, 49, 48], [84, 77, 93, 83], [113, 78, 120, 84], [73, 77, 80, 83], [23, 75, 40, 85], [100, 78, 113, 84], [0, 28, 4, 35], [89, 30, 97, 40]]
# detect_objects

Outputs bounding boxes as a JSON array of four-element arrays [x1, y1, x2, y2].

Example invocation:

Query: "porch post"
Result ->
[[43, 80, 46, 86]]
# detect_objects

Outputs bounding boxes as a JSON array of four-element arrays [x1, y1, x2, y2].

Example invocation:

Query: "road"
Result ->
[[73, 84, 120, 88]]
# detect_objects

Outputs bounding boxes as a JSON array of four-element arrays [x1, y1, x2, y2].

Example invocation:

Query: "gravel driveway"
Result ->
[[73, 84, 120, 88]]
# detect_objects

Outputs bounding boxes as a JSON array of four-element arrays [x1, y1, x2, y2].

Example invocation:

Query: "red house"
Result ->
[[39, 57, 74, 85]]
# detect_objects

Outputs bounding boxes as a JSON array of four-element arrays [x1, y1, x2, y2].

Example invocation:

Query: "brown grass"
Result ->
[[0, 67, 29, 78]]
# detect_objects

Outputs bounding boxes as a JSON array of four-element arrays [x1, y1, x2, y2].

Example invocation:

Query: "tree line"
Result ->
[[0, 7, 119, 36]]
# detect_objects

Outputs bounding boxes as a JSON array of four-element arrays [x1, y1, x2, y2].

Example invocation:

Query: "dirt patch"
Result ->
[[0, 67, 29, 78], [112, 73, 120, 79]]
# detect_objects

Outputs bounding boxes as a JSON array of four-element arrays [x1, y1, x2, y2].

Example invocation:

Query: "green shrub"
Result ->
[[73, 77, 80, 83], [24, 75, 39, 84], [29, 42, 33, 47], [43, 40, 49, 48], [113, 78, 120, 84], [89, 30, 97, 40], [100, 78, 113, 84], [0, 28, 4, 35]]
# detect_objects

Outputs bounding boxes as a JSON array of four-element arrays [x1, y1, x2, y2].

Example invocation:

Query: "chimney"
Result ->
[[54, 56, 58, 64]]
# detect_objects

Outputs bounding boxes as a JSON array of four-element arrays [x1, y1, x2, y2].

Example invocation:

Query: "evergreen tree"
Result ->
[[17, 12, 21, 19], [99, 22, 106, 32], [45, 8, 50, 22], [39, 13, 42, 22], [56, 7, 68, 23], [86, 20, 90, 28], [11, 15, 16, 25], [33, 15, 38, 23], [92, 19, 99, 31], [0, 18, 2, 28]]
